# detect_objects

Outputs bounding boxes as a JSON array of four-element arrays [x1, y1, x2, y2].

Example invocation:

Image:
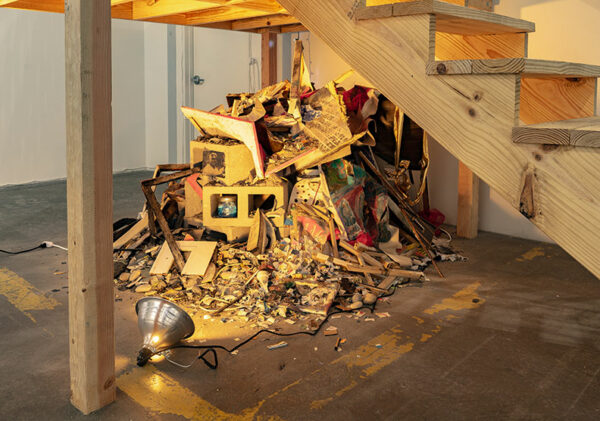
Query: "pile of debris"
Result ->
[[113, 41, 463, 329]]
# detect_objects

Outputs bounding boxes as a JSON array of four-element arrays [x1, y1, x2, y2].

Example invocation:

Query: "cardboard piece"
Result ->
[[182, 106, 266, 178]]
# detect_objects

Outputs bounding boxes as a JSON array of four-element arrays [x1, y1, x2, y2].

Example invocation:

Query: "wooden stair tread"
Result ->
[[513, 117, 600, 148], [427, 58, 600, 77], [356, 0, 535, 35]]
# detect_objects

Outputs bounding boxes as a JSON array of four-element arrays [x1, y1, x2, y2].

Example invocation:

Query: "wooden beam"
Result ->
[[261, 31, 277, 87], [65, 0, 115, 414], [231, 13, 298, 30], [186, 6, 274, 25], [131, 0, 219, 20], [457, 161, 479, 238]]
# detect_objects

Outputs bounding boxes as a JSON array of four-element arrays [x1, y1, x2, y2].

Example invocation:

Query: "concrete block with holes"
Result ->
[[190, 140, 255, 186], [201, 180, 289, 228]]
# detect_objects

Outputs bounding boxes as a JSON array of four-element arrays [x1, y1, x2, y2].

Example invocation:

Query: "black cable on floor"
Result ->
[[0, 243, 46, 255], [149, 296, 391, 370]]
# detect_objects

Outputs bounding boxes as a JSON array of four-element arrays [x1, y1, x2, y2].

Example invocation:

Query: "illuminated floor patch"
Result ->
[[0, 267, 60, 322], [117, 365, 266, 421]]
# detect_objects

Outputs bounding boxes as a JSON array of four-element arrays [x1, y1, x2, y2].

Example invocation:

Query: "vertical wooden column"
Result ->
[[261, 31, 278, 88], [457, 162, 480, 238], [65, 0, 115, 414]]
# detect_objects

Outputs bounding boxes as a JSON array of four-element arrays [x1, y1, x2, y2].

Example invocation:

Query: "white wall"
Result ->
[[0, 9, 146, 186], [292, 0, 600, 242]]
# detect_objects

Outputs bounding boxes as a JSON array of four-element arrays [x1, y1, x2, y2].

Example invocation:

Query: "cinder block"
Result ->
[[184, 173, 203, 218], [190, 139, 255, 186], [202, 180, 288, 228]]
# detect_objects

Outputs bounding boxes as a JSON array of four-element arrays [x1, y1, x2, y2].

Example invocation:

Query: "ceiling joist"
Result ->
[[0, 0, 299, 32]]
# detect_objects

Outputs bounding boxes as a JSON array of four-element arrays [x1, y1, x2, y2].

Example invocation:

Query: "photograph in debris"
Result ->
[[112, 40, 465, 359]]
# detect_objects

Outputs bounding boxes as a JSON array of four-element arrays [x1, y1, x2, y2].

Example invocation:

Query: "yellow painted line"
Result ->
[[516, 246, 545, 262], [117, 365, 270, 421], [308, 282, 486, 409], [0, 267, 60, 322], [423, 281, 484, 315]]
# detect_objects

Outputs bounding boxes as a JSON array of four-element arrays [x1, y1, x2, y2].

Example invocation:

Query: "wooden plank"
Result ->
[[356, 1, 534, 35], [112, 213, 148, 249], [131, 0, 220, 20], [261, 31, 277, 88], [519, 77, 597, 125], [181, 242, 218, 276], [277, 0, 600, 279], [513, 117, 600, 148], [185, 6, 274, 25], [141, 184, 186, 272], [149, 242, 175, 275], [65, 0, 114, 414], [435, 32, 527, 60], [427, 58, 600, 77], [456, 161, 479, 238], [232, 13, 298, 30]]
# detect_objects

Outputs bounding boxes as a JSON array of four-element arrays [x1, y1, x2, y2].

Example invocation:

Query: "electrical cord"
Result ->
[[0, 241, 67, 255], [151, 290, 399, 370]]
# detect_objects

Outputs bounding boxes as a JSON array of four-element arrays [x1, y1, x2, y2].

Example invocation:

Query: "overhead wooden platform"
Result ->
[[0, 0, 305, 33]]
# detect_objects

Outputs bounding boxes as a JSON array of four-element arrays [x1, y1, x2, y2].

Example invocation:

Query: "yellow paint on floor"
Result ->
[[311, 380, 358, 410], [516, 246, 545, 262], [0, 267, 60, 322], [308, 282, 486, 410], [117, 365, 265, 421], [423, 282, 484, 315], [332, 324, 413, 378]]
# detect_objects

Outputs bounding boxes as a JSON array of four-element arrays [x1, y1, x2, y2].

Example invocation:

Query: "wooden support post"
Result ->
[[65, 0, 115, 414], [261, 31, 277, 88], [457, 161, 480, 238]]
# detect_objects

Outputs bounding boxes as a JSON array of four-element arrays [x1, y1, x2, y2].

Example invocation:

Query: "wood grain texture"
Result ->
[[513, 117, 600, 148], [356, 0, 534, 35], [435, 32, 527, 60], [457, 161, 479, 238], [261, 31, 277, 87], [65, 0, 115, 414], [427, 58, 600, 77], [278, 0, 600, 279], [519, 77, 597, 125]]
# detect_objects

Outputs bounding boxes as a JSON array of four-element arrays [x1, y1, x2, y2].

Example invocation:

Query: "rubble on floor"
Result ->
[[112, 40, 465, 332]]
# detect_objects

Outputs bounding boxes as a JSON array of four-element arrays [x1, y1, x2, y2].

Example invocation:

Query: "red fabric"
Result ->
[[341, 86, 371, 113]]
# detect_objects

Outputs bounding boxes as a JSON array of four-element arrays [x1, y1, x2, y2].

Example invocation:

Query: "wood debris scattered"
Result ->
[[111, 40, 466, 332]]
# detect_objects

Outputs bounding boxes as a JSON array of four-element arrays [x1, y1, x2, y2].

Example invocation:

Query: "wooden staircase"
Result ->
[[278, 0, 600, 278]]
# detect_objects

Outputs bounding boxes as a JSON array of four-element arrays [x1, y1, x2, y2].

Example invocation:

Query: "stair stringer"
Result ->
[[278, 0, 600, 279]]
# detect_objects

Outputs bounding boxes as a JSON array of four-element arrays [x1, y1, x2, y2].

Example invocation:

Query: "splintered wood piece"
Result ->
[[328, 217, 339, 258], [358, 151, 444, 278], [141, 183, 185, 272], [113, 213, 148, 250], [150, 242, 175, 275]]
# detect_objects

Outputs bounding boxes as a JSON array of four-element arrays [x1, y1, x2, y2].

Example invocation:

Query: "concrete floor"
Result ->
[[0, 170, 599, 421]]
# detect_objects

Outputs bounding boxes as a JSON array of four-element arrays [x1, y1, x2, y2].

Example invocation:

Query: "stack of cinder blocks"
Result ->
[[186, 139, 288, 241]]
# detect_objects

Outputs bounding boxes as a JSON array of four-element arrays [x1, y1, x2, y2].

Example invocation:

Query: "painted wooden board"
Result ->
[[427, 58, 600, 77], [513, 117, 600, 148], [150, 241, 218, 275], [150, 241, 218, 276], [278, 0, 600, 279]]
